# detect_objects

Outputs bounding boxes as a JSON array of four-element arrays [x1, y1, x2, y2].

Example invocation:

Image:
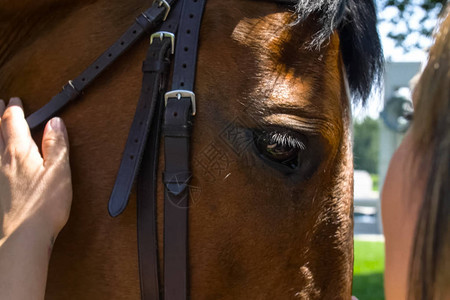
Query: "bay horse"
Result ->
[[0, 0, 382, 298]]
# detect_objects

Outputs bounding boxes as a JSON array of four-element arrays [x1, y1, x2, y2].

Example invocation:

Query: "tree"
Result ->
[[353, 118, 380, 174], [379, 0, 447, 51]]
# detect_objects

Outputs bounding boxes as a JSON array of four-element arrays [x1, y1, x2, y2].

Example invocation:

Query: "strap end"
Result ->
[[108, 192, 130, 217]]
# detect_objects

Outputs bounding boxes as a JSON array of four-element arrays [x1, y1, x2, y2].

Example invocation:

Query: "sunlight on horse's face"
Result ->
[[186, 1, 353, 298], [0, 0, 354, 298]]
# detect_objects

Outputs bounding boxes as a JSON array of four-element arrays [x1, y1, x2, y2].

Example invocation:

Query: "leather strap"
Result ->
[[23, 1, 295, 299], [26, 0, 178, 131], [163, 1, 205, 299], [108, 37, 171, 216], [109, 0, 184, 217], [137, 92, 165, 300], [170, 0, 205, 91], [134, 3, 185, 300], [163, 98, 192, 300]]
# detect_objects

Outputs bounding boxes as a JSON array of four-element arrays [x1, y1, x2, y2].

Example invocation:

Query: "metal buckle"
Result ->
[[165, 90, 196, 116], [150, 31, 175, 54], [153, 0, 171, 21]]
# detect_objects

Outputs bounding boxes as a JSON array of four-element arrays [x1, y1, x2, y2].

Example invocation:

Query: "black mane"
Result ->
[[294, 0, 384, 103]]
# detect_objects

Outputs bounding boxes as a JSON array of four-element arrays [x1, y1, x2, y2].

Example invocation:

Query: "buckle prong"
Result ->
[[150, 31, 175, 54], [153, 0, 171, 21], [165, 90, 196, 116]]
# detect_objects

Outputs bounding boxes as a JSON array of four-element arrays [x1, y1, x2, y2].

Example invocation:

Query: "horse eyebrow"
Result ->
[[260, 112, 340, 141]]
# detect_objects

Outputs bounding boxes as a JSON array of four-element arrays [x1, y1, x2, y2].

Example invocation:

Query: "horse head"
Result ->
[[0, 0, 382, 298]]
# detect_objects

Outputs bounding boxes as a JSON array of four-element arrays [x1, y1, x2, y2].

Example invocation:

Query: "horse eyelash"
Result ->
[[268, 132, 306, 150]]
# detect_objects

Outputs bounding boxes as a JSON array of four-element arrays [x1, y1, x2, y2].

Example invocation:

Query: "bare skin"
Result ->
[[382, 132, 425, 300], [0, 98, 72, 300]]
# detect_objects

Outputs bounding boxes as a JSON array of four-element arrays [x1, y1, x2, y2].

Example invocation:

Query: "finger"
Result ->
[[42, 117, 70, 168], [0, 99, 5, 153], [1, 97, 33, 147], [0, 99, 5, 116]]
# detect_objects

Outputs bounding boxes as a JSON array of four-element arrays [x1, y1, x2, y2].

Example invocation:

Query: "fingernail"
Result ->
[[8, 97, 22, 106], [50, 117, 63, 131]]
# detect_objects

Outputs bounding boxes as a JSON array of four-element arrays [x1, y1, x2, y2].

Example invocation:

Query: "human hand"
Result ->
[[0, 97, 72, 239]]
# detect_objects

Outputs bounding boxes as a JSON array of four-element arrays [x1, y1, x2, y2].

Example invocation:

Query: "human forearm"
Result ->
[[0, 97, 72, 299], [0, 219, 54, 300]]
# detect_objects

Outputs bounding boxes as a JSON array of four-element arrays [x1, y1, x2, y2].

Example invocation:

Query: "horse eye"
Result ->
[[253, 130, 306, 169]]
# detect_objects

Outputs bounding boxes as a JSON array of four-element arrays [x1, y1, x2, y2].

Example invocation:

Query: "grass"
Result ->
[[370, 174, 379, 192], [352, 240, 385, 300]]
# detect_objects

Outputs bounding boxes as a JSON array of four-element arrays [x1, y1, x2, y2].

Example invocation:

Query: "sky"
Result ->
[[352, 3, 439, 120]]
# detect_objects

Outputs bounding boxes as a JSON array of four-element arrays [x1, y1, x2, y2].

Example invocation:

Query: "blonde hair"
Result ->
[[409, 7, 450, 300]]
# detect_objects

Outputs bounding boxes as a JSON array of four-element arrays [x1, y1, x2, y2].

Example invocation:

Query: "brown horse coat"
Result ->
[[0, 0, 382, 298]]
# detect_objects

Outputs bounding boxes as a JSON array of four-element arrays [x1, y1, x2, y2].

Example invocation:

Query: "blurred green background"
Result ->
[[352, 240, 385, 300]]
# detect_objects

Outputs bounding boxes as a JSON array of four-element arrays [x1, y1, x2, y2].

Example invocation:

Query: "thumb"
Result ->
[[42, 117, 70, 168]]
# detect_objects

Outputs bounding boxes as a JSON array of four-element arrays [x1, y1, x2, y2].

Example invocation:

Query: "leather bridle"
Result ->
[[25, 0, 297, 299]]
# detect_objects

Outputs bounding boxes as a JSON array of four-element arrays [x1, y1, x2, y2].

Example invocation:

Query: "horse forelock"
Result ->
[[339, 0, 384, 104], [293, 0, 347, 47], [294, 0, 384, 104]]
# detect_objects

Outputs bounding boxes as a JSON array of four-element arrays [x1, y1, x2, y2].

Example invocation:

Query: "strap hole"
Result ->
[[135, 139, 139, 143], [189, 14, 194, 18], [133, 30, 137, 34], [186, 29, 191, 34], [184, 47, 189, 52], [95, 66, 99, 69], [81, 78, 86, 81], [130, 155, 134, 160], [180, 82, 184, 87], [173, 112, 178, 117], [108, 53, 112, 57], [120, 41, 125, 45], [182, 64, 187, 68]]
